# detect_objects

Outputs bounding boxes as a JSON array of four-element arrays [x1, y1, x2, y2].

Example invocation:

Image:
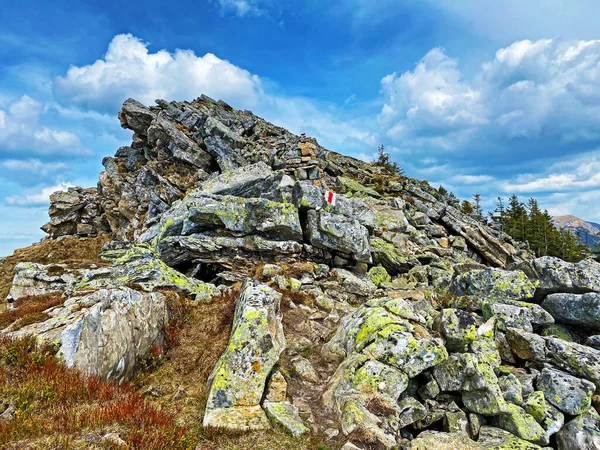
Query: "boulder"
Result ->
[[13, 287, 168, 383], [332, 269, 377, 297], [505, 328, 546, 362], [523, 391, 547, 423], [526, 257, 600, 298], [478, 426, 543, 449], [204, 281, 285, 430], [433, 309, 480, 352], [541, 293, 600, 330], [156, 193, 303, 242], [482, 302, 553, 333], [305, 210, 371, 263], [450, 268, 537, 305], [410, 431, 482, 450], [41, 187, 107, 238], [7, 262, 78, 307], [370, 237, 420, 274], [536, 367, 595, 416], [72, 245, 219, 301], [263, 402, 309, 437], [496, 403, 548, 445], [440, 205, 525, 267], [556, 408, 600, 450], [545, 338, 600, 386]]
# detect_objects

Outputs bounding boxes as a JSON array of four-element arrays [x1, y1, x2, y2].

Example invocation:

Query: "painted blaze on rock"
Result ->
[[203, 280, 286, 430]]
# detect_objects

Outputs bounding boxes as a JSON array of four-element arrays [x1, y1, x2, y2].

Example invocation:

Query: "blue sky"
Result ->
[[1, 0, 600, 255]]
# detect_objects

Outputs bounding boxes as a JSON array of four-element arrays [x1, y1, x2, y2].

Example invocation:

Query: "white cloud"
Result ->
[[5, 182, 74, 206], [54, 34, 263, 113], [1, 159, 67, 176], [218, 0, 258, 16], [451, 174, 495, 184], [53, 33, 377, 156], [0, 95, 88, 157], [380, 38, 600, 149], [380, 48, 488, 141], [256, 95, 378, 154], [502, 152, 600, 193]]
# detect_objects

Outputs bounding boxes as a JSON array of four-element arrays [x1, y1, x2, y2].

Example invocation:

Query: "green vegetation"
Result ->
[[373, 145, 404, 176], [489, 195, 589, 262], [460, 200, 474, 215]]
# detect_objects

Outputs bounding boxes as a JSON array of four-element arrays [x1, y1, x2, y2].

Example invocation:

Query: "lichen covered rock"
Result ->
[[204, 280, 285, 430]]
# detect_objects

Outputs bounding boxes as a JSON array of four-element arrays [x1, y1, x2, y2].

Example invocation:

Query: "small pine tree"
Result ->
[[461, 200, 475, 215], [438, 186, 448, 196], [473, 194, 483, 218], [373, 145, 405, 176]]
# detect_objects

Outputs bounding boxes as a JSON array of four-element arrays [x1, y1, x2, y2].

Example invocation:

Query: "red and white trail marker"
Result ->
[[325, 190, 337, 206]]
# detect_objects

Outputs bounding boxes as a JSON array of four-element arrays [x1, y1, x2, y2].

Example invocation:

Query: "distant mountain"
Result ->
[[553, 215, 600, 249]]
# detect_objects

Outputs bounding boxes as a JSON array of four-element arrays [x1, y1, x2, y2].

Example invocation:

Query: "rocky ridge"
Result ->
[[2, 95, 600, 450]]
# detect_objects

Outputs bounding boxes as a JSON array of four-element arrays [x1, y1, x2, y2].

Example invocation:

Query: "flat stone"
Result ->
[[263, 402, 310, 437]]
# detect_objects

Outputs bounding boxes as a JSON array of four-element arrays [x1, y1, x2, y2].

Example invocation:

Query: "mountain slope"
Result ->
[[553, 214, 600, 248]]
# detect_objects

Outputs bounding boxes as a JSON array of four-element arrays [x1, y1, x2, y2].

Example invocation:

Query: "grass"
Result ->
[[0, 334, 195, 450], [133, 289, 327, 450], [0, 293, 64, 330], [0, 235, 111, 311]]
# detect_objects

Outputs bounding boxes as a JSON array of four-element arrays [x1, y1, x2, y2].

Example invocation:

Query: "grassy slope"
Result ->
[[0, 288, 328, 449]]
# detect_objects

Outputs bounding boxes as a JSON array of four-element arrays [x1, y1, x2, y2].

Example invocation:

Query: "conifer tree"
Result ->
[[461, 200, 474, 215], [473, 194, 483, 219]]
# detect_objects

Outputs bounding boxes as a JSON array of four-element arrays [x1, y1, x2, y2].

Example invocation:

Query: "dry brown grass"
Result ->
[[132, 290, 239, 423], [274, 288, 316, 308], [0, 334, 195, 450], [0, 235, 111, 309], [0, 293, 64, 330], [134, 289, 328, 450]]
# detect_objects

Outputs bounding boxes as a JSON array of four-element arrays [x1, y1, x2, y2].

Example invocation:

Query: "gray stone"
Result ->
[[542, 403, 565, 438], [7, 262, 78, 307], [586, 335, 600, 350], [450, 268, 537, 303], [542, 292, 600, 330], [305, 210, 371, 263], [397, 396, 427, 428], [263, 402, 310, 437], [292, 357, 319, 383], [545, 337, 600, 386], [478, 426, 543, 450], [72, 244, 219, 301], [434, 308, 480, 352], [505, 328, 546, 362], [496, 403, 548, 445], [332, 268, 377, 297], [556, 408, 600, 450], [499, 374, 523, 405], [204, 281, 285, 430], [527, 256, 600, 297], [537, 367, 595, 416]]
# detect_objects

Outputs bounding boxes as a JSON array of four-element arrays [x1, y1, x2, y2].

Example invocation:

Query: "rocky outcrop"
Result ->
[[322, 297, 448, 447], [541, 292, 600, 330], [5, 95, 600, 449], [7, 262, 80, 307], [41, 187, 108, 238], [519, 256, 600, 298]]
